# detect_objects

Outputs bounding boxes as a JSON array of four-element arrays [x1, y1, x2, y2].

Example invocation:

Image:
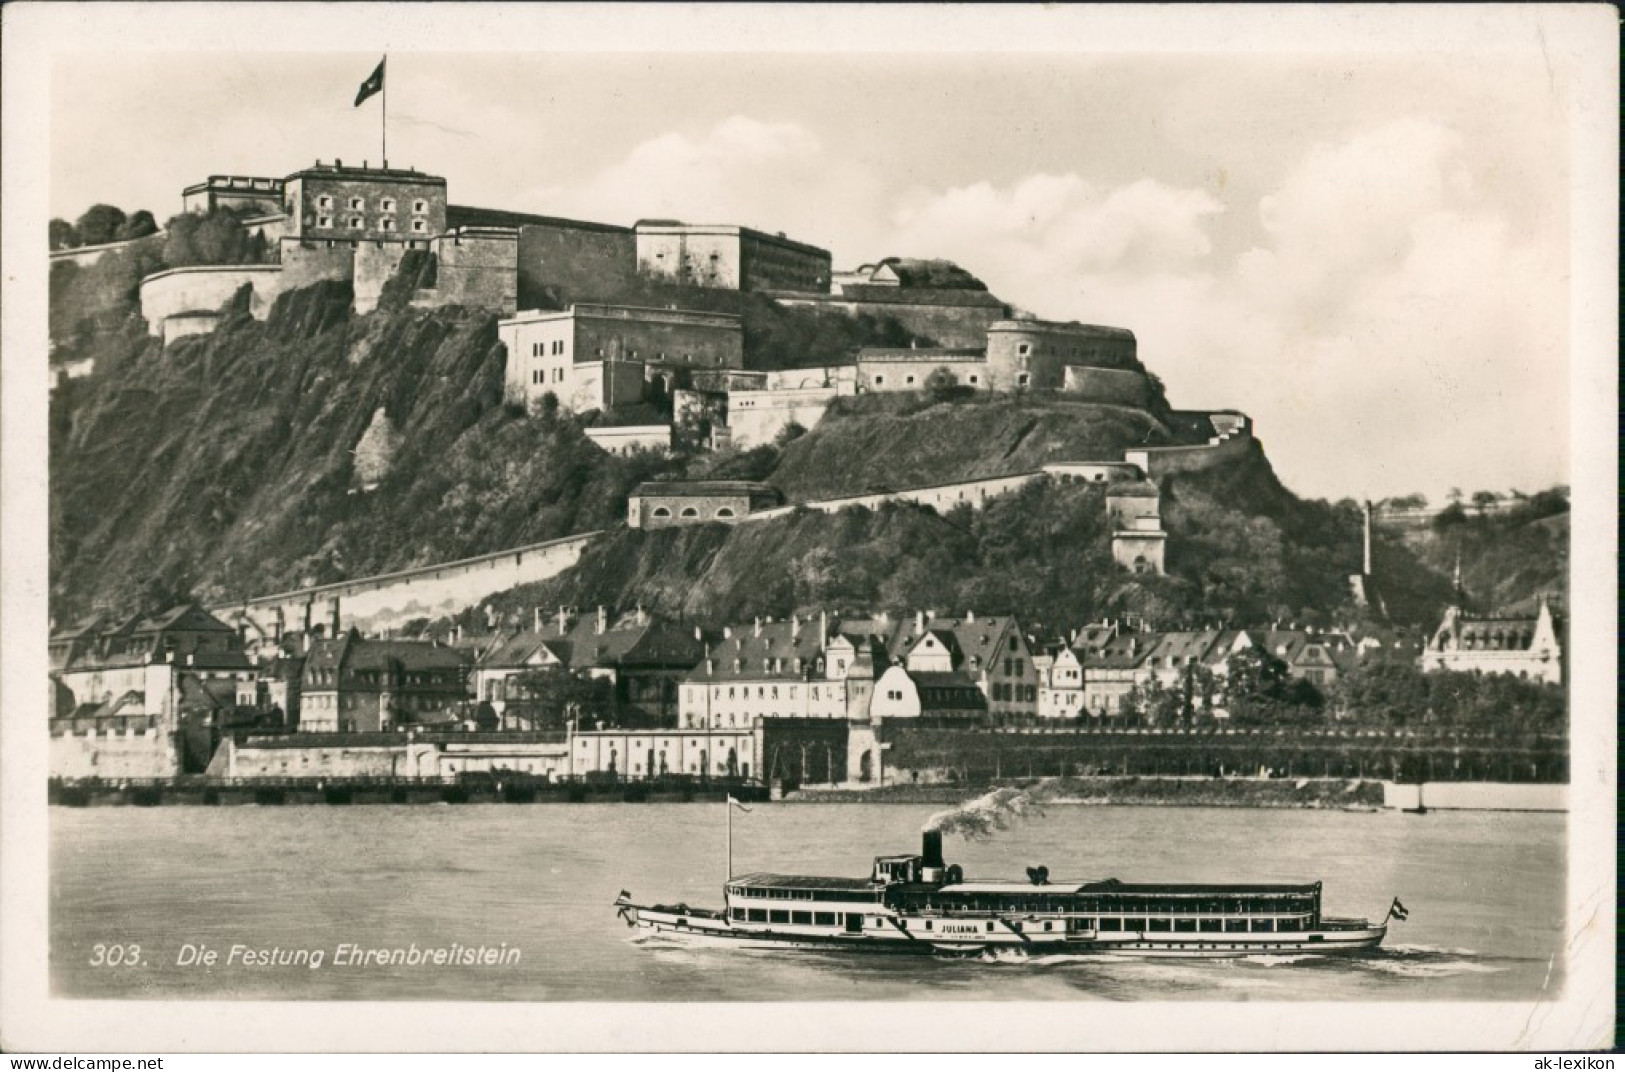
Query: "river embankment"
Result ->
[[787, 776, 1567, 811]]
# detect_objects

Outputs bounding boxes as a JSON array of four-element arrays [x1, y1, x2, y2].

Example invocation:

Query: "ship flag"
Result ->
[[728, 795, 752, 813], [1386, 897, 1410, 922]]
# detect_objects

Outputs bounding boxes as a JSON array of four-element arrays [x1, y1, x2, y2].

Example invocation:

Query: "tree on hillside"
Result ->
[[509, 667, 618, 729], [115, 211, 159, 242], [1386, 493, 1428, 511], [1470, 490, 1498, 515], [74, 205, 127, 247], [49, 218, 80, 250], [163, 209, 258, 268]]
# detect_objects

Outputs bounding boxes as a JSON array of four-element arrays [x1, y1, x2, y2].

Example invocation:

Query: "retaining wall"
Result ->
[[726, 385, 843, 448], [138, 266, 284, 336], [212, 531, 602, 639], [1064, 366, 1151, 406]]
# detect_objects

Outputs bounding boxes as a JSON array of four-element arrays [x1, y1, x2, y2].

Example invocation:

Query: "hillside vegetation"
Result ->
[[50, 246, 1561, 634], [769, 393, 1174, 500]]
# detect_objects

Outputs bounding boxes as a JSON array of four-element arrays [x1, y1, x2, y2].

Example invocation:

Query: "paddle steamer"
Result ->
[[616, 830, 1394, 956]]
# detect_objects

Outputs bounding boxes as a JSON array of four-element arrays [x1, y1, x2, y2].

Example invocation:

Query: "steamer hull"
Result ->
[[617, 830, 1393, 959]]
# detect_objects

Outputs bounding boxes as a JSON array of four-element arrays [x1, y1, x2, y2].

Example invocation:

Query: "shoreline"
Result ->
[[47, 775, 1567, 811]]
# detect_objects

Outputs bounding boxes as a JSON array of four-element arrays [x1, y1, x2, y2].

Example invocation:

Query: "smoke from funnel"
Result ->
[[923, 780, 1062, 840]]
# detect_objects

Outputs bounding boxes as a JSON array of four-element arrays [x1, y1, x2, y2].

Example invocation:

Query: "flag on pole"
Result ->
[[1386, 897, 1409, 922], [728, 795, 752, 813], [354, 58, 386, 107]]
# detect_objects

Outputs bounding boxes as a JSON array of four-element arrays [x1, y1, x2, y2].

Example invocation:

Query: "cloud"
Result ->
[[877, 119, 1566, 501], [536, 116, 883, 258]]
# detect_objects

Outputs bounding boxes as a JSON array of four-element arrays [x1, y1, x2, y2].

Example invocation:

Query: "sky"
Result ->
[[48, 34, 1578, 504]]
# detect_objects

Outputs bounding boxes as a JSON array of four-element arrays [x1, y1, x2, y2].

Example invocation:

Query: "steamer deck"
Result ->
[[617, 831, 1390, 957]]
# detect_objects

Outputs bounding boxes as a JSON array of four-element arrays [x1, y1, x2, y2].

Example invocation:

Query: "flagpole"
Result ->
[[381, 55, 388, 166], [726, 796, 733, 882]]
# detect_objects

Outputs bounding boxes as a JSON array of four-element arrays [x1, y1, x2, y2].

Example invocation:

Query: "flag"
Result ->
[[728, 795, 752, 813], [354, 58, 385, 107], [1387, 897, 1409, 922]]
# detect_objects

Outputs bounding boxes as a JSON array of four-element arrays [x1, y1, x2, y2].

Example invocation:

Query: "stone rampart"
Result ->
[[726, 385, 844, 448], [161, 312, 221, 346], [50, 728, 181, 779], [353, 241, 417, 314], [584, 424, 672, 455], [138, 266, 284, 336], [1124, 411, 1253, 478], [212, 531, 602, 639], [750, 471, 1046, 522], [50, 232, 167, 270], [1064, 366, 1151, 406], [422, 227, 518, 315], [771, 293, 1009, 348], [279, 240, 357, 290]]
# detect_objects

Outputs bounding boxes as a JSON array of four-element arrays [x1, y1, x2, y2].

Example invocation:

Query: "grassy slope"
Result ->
[[768, 393, 1176, 501]]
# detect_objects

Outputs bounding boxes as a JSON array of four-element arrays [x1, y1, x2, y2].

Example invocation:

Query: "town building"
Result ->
[[838, 611, 1040, 722], [498, 303, 743, 413], [473, 607, 705, 729], [627, 480, 784, 529], [634, 220, 831, 294], [1037, 647, 1085, 718], [298, 630, 470, 733], [679, 614, 876, 730], [868, 665, 989, 723], [1080, 631, 1153, 716], [1419, 599, 1562, 684]]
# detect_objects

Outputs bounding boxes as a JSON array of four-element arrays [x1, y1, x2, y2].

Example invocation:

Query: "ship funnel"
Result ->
[[922, 830, 944, 869]]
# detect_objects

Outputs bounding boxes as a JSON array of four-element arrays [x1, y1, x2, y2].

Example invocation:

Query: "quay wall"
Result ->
[[1382, 781, 1567, 812], [212, 531, 602, 639], [50, 728, 181, 780]]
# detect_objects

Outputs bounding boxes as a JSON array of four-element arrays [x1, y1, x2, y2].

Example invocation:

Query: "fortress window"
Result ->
[[381, 198, 396, 212], [349, 217, 364, 229], [651, 506, 672, 519], [412, 220, 426, 233], [874, 375, 884, 386], [906, 376, 916, 385], [380, 218, 396, 231], [1017, 373, 1031, 387], [318, 216, 332, 228], [318, 195, 333, 209], [1017, 343, 1031, 356], [414, 199, 427, 213], [715, 507, 736, 519], [680, 507, 699, 518], [969, 375, 979, 385], [349, 197, 364, 210]]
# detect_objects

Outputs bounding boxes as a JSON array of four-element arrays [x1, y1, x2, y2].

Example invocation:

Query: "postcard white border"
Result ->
[[2, 2, 1615, 1053]]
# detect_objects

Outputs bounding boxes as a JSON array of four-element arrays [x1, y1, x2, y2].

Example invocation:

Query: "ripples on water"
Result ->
[[51, 803, 1564, 1002]]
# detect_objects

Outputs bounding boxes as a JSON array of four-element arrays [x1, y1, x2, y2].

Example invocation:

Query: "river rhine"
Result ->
[[51, 803, 1563, 1002]]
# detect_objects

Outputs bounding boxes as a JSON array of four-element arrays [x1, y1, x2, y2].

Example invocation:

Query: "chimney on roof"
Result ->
[[534, 608, 542, 633], [558, 606, 568, 635], [791, 614, 801, 638], [329, 598, 341, 638], [335, 159, 343, 168], [915, 610, 925, 634], [596, 606, 607, 635], [967, 610, 975, 623], [706, 658, 715, 675], [485, 605, 498, 631], [723, 626, 732, 639], [820, 610, 828, 651], [695, 625, 703, 641], [754, 617, 762, 638]]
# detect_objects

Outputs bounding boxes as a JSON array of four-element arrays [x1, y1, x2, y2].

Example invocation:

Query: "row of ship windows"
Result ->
[[728, 910, 1309, 933], [315, 216, 429, 233], [315, 195, 430, 213]]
